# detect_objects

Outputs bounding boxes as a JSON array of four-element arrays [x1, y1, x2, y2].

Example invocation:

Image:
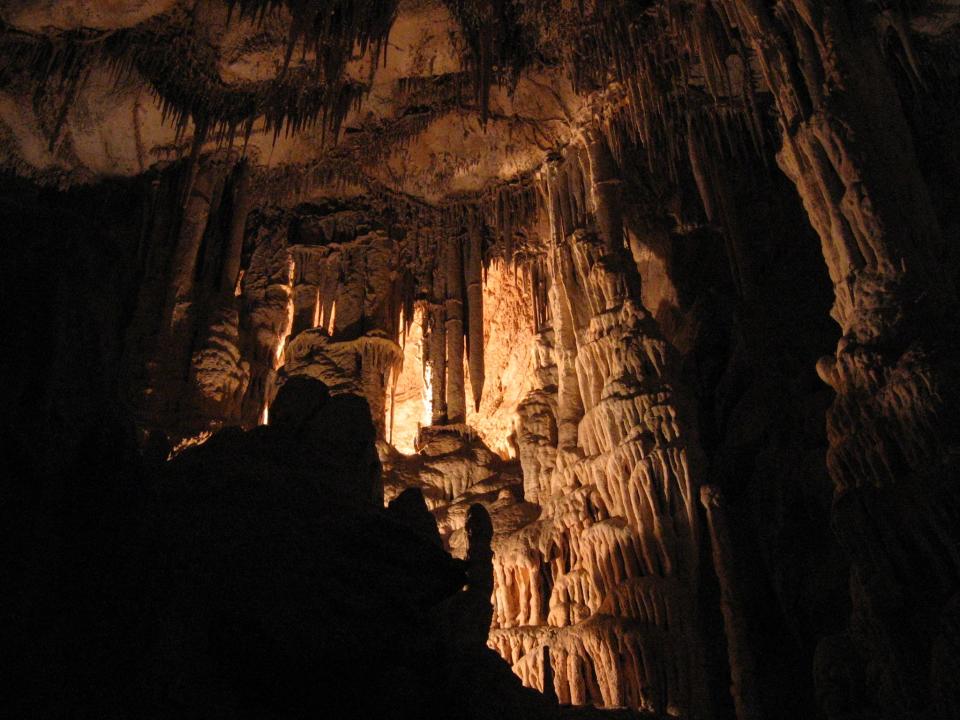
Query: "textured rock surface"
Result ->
[[4, 2, 960, 720]]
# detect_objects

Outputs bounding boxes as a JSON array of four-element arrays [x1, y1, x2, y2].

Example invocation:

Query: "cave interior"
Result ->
[[3, 1, 960, 719]]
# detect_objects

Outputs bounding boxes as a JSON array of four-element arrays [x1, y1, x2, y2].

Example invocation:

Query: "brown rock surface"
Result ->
[[5, 2, 960, 719]]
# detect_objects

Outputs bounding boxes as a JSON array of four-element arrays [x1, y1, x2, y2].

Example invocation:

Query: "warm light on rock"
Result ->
[[5, 2, 960, 719]]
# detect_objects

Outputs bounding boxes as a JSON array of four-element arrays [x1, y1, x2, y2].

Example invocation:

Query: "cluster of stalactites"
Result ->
[[288, 229, 409, 345], [509, 134, 616, 340], [441, 0, 535, 123], [0, 1, 399, 183], [225, 0, 398, 82], [418, 209, 487, 427]]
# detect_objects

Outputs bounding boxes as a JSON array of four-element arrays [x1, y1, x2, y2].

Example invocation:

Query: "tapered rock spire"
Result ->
[[445, 234, 466, 423], [465, 216, 485, 412]]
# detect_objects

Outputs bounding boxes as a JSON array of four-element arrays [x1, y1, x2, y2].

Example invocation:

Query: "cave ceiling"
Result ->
[[5, 0, 959, 208], [0, 0, 599, 204]]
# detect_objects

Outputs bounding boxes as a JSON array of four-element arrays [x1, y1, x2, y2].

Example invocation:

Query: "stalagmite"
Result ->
[[445, 234, 466, 423], [465, 216, 485, 412]]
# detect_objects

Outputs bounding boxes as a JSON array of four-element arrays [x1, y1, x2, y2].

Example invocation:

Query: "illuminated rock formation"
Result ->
[[5, 2, 960, 720], [481, 135, 709, 716]]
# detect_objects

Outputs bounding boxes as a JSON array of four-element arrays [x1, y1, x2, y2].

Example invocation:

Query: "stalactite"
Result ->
[[465, 215, 485, 412], [429, 249, 448, 425], [585, 130, 624, 255], [442, 0, 533, 123], [445, 233, 466, 423], [226, 0, 398, 82], [221, 159, 252, 294]]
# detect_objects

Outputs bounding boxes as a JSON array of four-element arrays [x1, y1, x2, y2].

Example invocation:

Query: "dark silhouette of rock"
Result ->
[[388, 487, 444, 548], [268, 374, 331, 431]]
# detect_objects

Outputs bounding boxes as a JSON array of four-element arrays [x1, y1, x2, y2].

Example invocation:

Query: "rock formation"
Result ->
[[4, 2, 960, 719]]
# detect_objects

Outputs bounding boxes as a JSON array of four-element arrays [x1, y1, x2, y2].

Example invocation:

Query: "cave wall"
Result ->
[[4, 2, 960, 720]]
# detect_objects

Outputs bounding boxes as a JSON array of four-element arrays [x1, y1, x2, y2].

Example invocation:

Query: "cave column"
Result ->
[[291, 248, 321, 336], [465, 214, 485, 412], [444, 233, 466, 423], [585, 129, 624, 255], [544, 158, 586, 452], [547, 275, 583, 452], [167, 159, 224, 331], [159, 159, 229, 429], [219, 159, 252, 294], [332, 244, 365, 340], [426, 243, 448, 425]]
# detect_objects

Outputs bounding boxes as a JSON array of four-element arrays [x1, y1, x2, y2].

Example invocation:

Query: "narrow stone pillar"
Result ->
[[168, 160, 221, 327], [464, 504, 494, 642], [585, 129, 624, 254], [543, 158, 586, 450], [220, 159, 251, 294], [332, 243, 365, 341], [701, 485, 764, 720], [428, 253, 447, 424], [291, 249, 320, 336], [444, 235, 466, 423], [548, 279, 583, 450], [465, 218, 485, 411], [162, 160, 228, 421]]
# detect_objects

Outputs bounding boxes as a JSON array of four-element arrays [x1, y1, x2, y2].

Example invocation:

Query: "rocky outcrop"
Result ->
[[384, 424, 540, 556], [281, 330, 403, 440], [13, 373, 648, 719]]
